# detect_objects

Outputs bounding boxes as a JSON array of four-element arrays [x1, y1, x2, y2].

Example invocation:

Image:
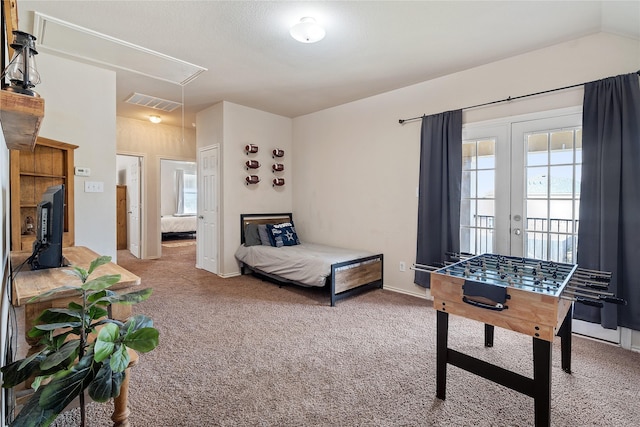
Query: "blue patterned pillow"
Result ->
[[266, 222, 300, 247]]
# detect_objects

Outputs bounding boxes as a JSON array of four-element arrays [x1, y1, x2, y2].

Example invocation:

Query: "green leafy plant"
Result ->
[[1, 256, 159, 427]]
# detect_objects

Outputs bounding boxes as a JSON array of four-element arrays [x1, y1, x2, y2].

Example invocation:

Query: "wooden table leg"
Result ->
[[111, 351, 139, 427]]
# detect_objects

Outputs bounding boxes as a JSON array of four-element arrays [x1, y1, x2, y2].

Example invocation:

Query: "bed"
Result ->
[[161, 214, 197, 239], [235, 213, 384, 306]]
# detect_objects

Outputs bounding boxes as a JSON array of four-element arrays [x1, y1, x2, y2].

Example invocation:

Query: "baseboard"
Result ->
[[219, 271, 241, 279], [383, 285, 430, 301]]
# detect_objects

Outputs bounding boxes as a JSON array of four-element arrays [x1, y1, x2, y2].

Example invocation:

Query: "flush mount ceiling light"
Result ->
[[149, 115, 162, 124], [290, 17, 325, 43]]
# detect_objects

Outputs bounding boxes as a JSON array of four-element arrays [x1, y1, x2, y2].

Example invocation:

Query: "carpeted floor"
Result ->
[[50, 244, 640, 426]]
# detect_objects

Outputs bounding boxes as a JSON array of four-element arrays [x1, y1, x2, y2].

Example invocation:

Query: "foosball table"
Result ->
[[417, 253, 624, 427]]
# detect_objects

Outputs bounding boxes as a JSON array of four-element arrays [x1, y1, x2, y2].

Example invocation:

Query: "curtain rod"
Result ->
[[398, 70, 640, 124]]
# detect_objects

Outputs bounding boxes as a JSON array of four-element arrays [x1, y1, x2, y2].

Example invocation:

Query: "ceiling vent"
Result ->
[[124, 93, 182, 112], [32, 12, 207, 86]]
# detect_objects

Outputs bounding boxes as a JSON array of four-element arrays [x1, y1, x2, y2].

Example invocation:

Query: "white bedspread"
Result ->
[[161, 215, 197, 233], [234, 243, 374, 287]]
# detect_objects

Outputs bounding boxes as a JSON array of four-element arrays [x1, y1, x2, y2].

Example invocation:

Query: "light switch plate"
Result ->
[[84, 181, 104, 193]]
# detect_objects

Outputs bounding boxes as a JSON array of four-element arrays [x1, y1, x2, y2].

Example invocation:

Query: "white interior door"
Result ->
[[197, 145, 218, 273], [127, 158, 142, 258]]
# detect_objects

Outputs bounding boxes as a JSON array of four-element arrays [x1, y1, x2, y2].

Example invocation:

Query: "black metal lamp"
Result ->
[[3, 30, 41, 97]]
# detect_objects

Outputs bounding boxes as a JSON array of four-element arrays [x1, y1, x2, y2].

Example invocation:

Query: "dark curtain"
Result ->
[[574, 72, 640, 330], [414, 110, 462, 288]]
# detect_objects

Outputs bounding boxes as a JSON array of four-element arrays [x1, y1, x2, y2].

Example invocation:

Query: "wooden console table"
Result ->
[[11, 246, 140, 340]]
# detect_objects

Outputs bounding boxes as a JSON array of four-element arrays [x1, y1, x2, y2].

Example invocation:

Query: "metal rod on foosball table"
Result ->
[[472, 254, 576, 276], [565, 283, 614, 296], [440, 263, 565, 293], [566, 276, 611, 289], [454, 256, 576, 281]]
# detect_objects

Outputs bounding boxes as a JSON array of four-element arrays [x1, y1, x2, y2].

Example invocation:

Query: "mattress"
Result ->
[[161, 215, 197, 233], [234, 242, 374, 287]]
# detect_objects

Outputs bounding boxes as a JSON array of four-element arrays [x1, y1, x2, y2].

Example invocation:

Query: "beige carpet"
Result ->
[[50, 244, 640, 426]]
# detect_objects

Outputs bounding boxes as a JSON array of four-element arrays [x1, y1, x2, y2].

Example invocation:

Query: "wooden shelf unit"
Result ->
[[10, 137, 78, 251]]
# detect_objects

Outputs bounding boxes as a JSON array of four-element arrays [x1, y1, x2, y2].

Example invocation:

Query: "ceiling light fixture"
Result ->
[[149, 115, 162, 124], [290, 17, 325, 43]]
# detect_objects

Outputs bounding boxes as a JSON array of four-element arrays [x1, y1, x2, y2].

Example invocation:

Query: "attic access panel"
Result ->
[[32, 12, 206, 85]]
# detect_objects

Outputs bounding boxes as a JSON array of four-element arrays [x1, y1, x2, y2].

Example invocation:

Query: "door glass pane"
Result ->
[[477, 170, 493, 198], [462, 142, 477, 168], [524, 127, 581, 262], [460, 199, 473, 227], [461, 171, 476, 198], [477, 139, 495, 168], [549, 165, 574, 199], [549, 200, 573, 220], [460, 138, 495, 255], [526, 132, 548, 166], [575, 129, 582, 163], [550, 130, 574, 164], [477, 199, 494, 217], [527, 167, 548, 198]]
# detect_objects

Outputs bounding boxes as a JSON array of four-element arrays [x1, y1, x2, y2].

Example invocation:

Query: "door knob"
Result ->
[[513, 228, 522, 236]]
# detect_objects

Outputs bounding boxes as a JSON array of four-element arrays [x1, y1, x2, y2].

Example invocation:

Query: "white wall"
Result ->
[[196, 101, 293, 276], [292, 32, 640, 299], [35, 53, 118, 260]]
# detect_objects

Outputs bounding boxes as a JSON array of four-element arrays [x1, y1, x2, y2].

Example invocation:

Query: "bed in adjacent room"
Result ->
[[235, 213, 384, 306], [161, 214, 197, 239]]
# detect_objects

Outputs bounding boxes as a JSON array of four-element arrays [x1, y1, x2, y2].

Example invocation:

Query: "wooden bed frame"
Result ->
[[238, 213, 384, 306]]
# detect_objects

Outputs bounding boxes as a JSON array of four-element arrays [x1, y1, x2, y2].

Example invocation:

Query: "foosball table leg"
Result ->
[[436, 310, 449, 400], [558, 309, 572, 373], [484, 324, 494, 347], [532, 338, 552, 427]]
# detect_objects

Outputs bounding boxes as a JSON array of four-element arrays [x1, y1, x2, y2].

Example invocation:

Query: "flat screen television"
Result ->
[[29, 184, 65, 270]]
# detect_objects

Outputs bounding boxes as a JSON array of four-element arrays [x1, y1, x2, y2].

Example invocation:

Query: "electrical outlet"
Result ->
[[399, 261, 406, 272]]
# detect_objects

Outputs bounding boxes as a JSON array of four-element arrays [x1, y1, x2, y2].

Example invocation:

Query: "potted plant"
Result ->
[[1, 256, 159, 427]]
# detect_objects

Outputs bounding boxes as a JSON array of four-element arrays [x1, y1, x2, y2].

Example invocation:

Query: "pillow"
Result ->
[[244, 223, 262, 246], [258, 224, 272, 246], [266, 222, 300, 247]]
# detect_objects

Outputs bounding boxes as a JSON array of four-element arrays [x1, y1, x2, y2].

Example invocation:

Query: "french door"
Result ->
[[461, 110, 582, 262], [461, 108, 619, 343]]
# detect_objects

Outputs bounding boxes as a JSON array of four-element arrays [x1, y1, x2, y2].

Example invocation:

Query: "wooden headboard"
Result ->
[[240, 213, 293, 244]]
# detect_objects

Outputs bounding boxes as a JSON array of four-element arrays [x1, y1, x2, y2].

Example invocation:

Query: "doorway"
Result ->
[[159, 159, 197, 248]]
